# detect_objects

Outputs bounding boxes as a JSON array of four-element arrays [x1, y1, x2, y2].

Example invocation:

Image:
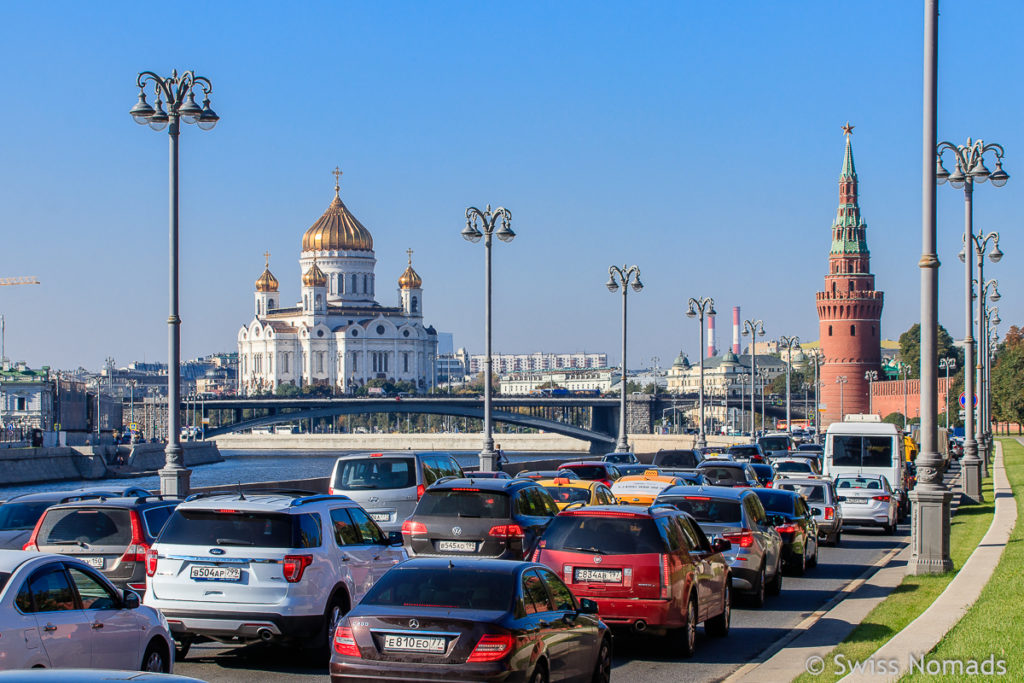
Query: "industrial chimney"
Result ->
[[732, 306, 741, 354]]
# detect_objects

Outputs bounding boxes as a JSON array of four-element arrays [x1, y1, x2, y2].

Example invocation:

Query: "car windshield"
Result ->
[[38, 508, 131, 546], [560, 466, 607, 480], [0, 502, 51, 531], [333, 457, 416, 490], [777, 483, 826, 502], [831, 436, 894, 469], [836, 477, 885, 490], [729, 446, 759, 458], [755, 491, 797, 514], [603, 454, 633, 464], [159, 510, 321, 548], [654, 451, 697, 468], [362, 567, 514, 611], [541, 515, 664, 555], [751, 464, 775, 479], [416, 490, 510, 518], [661, 497, 742, 524], [698, 466, 747, 485], [759, 437, 791, 451], [617, 465, 654, 477], [543, 487, 591, 505], [775, 461, 812, 473]]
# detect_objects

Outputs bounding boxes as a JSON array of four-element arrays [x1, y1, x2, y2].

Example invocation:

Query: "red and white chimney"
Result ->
[[707, 314, 716, 358], [732, 306, 741, 354]]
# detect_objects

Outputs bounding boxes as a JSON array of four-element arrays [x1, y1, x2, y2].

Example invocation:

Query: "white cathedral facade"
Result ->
[[237, 171, 438, 395]]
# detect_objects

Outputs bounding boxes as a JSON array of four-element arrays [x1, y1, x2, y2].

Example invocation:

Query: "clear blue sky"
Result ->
[[0, 1, 1020, 371]]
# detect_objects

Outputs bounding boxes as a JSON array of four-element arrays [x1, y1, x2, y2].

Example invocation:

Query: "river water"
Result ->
[[0, 449, 580, 499]]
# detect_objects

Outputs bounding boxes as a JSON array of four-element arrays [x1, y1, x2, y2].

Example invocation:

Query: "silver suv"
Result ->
[[144, 490, 406, 657], [328, 452, 464, 535]]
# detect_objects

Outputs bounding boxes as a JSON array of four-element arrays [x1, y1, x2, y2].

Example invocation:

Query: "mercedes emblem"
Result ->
[[409, 619, 420, 629], [452, 526, 463, 536], [593, 555, 603, 564]]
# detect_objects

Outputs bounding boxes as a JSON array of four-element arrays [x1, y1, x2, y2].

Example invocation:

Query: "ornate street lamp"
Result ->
[[686, 297, 716, 449], [741, 319, 765, 437], [779, 335, 800, 433], [607, 265, 643, 452], [130, 69, 218, 497], [864, 370, 879, 415], [835, 375, 848, 421], [938, 358, 956, 430], [936, 137, 1008, 502], [463, 205, 515, 471], [964, 243, 1002, 478]]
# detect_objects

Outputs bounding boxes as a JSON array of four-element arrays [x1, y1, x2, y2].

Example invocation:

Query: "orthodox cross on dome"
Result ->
[[406, 247, 414, 264], [842, 121, 855, 137], [264, 250, 271, 268], [332, 166, 343, 197]]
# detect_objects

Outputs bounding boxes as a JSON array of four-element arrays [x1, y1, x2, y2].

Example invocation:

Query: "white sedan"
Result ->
[[834, 474, 899, 534], [0, 550, 174, 672]]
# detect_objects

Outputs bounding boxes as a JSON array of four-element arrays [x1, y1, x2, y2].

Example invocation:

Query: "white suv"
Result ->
[[143, 491, 406, 657]]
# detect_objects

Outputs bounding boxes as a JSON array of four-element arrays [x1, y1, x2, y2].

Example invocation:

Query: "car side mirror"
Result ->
[[578, 598, 599, 615], [122, 590, 140, 609], [711, 538, 732, 553], [387, 531, 403, 546]]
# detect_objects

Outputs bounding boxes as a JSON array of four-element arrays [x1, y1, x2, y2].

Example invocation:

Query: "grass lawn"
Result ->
[[899, 438, 1022, 681], [792, 461, 996, 682]]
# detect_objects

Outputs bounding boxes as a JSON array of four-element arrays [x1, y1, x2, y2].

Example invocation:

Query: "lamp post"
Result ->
[[462, 205, 515, 472], [127, 379, 138, 444], [808, 350, 823, 443], [835, 375, 848, 421], [758, 368, 769, 433], [938, 358, 956, 430], [936, 137, 1008, 502], [892, 361, 910, 431], [130, 69, 219, 498], [864, 370, 879, 415], [965, 238, 1002, 477], [779, 335, 800, 433], [741, 319, 765, 437], [983, 305, 1000, 453], [686, 297, 716, 449], [606, 265, 644, 453]]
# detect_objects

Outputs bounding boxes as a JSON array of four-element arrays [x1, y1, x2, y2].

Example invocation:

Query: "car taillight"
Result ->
[[333, 626, 361, 657], [722, 529, 754, 548], [402, 520, 427, 536], [825, 506, 835, 520], [467, 633, 513, 662], [121, 511, 150, 563], [328, 486, 335, 495], [873, 495, 891, 502], [416, 484, 426, 500], [660, 554, 671, 599], [775, 524, 798, 534], [145, 547, 159, 577], [765, 481, 773, 488], [488, 524, 524, 539], [282, 554, 313, 582]]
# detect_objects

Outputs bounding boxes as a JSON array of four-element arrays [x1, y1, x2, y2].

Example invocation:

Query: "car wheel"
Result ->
[[809, 539, 819, 568], [142, 639, 169, 673], [706, 581, 730, 637], [834, 530, 842, 546], [174, 636, 193, 661], [791, 547, 806, 576], [530, 661, 549, 683], [749, 565, 766, 608], [673, 596, 698, 658], [591, 636, 612, 683], [766, 561, 783, 596], [314, 595, 349, 650]]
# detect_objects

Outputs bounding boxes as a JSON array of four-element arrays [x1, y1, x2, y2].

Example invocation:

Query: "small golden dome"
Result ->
[[302, 258, 327, 288], [301, 168, 374, 253], [255, 251, 279, 292], [398, 248, 422, 290]]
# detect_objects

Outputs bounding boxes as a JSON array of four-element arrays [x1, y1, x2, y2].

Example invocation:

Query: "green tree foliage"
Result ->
[[882, 411, 905, 425], [770, 369, 808, 395], [897, 323, 963, 379], [991, 325, 1024, 426], [275, 383, 300, 397]]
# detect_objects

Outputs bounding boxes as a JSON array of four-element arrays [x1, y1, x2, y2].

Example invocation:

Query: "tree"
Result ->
[[881, 412, 905, 426], [991, 327, 1024, 427], [897, 323, 963, 379], [770, 369, 808, 396], [275, 383, 299, 397]]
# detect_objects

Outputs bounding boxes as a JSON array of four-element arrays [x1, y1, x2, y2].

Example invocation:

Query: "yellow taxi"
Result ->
[[610, 469, 686, 506], [537, 477, 617, 510]]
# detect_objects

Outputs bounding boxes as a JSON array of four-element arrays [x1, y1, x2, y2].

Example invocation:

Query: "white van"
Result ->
[[823, 421, 907, 520]]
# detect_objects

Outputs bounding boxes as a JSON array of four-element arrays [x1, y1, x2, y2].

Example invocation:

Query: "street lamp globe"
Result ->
[[197, 98, 220, 131], [461, 223, 483, 243], [969, 157, 991, 182], [130, 91, 155, 124], [147, 100, 169, 131], [179, 91, 203, 124], [989, 244, 1003, 262], [935, 157, 951, 184], [605, 277, 618, 293], [630, 278, 643, 293], [495, 224, 515, 243], [988, 161, 1009, 187], [948, 163, 966, 189]]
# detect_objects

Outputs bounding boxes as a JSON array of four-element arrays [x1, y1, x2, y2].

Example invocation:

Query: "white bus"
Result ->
[[823, 421, 908, 519]]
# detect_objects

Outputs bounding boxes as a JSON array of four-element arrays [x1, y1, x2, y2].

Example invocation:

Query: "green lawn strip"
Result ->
[[791, 469, 995, 683], [898, 439, 1023, 682]]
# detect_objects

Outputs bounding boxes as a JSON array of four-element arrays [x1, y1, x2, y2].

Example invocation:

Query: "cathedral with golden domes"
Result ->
[[237, 170, 438, 395]]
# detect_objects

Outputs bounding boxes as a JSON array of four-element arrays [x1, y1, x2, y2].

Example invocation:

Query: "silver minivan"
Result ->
[[328, 452, 465, 535]]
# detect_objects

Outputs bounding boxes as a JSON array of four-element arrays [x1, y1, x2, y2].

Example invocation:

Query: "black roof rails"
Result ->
[[290, 494, 351, 507], [184, 488, 320, 502]]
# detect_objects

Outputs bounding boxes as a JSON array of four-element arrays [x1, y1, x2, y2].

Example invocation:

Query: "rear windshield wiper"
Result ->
[[560, 545, 606, 554], [215, 538, 254, 546], [51, 540, 87, 547]]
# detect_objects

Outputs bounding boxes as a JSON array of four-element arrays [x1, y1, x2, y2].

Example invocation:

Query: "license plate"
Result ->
[[574, 568, 622, 583], [382, 634, 446, 653], [370, 513, 391, 522], [190, 565, 241, 581], [84, 557, 104, 568], [847, 498, 867, 504], [437, 540, 476, 552]]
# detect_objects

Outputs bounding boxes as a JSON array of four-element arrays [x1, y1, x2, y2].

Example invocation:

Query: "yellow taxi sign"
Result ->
[[644, 469, 659, 477]]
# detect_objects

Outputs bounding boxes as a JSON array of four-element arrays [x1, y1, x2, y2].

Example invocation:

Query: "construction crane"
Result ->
[[0, 277, 40, 362]]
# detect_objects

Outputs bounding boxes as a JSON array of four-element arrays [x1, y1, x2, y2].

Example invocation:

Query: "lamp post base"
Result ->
[[960, 456, 983, 503], [907, 487, 953, 575], [615, 438, 630, 453], [479, 449, 498, 473], [979, 441, 989, 478], [695, 434, 707, 450], [159, 464, 191, 498]]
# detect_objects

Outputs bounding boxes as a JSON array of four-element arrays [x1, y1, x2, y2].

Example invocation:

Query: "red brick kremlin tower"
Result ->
[[816, 125, 883, 426]]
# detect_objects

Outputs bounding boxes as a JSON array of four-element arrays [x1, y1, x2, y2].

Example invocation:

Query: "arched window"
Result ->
[[832, 282, 837, 295], [411, 296, 418, 313], [315, 294, 322, 310], [256, 300, 261, 316], [363, 274, 369, 293], [352, 274, 358, 293], [848, 281, 854, 291], [872, 325, 876, 337], [850, 324, 856, 337], [828, 325, 833, 337], [339, 274, 345, 294], [268, 299, 275, 310]]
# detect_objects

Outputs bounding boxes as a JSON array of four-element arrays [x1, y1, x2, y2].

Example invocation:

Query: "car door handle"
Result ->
[[43, 624, 57, 632], [91, 623, 104, 630]]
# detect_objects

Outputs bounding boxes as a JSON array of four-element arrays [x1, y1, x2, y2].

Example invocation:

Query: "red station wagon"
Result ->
[[535, 505, 732, 657]]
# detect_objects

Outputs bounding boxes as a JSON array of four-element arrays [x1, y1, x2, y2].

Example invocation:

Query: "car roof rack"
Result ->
[[184, 488, 321, 502], [290, 494, 351, 506], [647, 503, 678, 513]]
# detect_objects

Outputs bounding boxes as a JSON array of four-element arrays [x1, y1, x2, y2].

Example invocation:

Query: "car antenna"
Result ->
[[236, 483, 246, 501], [448, 559, 454, 571]]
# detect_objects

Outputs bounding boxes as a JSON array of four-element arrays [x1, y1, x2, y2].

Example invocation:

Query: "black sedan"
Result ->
[[329, 558, 611, 683], [751, 488, 819, 575]]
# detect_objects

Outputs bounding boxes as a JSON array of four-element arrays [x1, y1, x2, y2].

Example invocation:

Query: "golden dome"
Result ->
[[301, 168, 374, 253], [255, 251, 279, 292], [302, 258, 327, 288], [398, 249, 422, 290]]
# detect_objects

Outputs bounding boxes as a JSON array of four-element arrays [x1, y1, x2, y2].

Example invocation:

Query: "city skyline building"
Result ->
[[467, 352, 608, 375], [816, 127, 884, 426]]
